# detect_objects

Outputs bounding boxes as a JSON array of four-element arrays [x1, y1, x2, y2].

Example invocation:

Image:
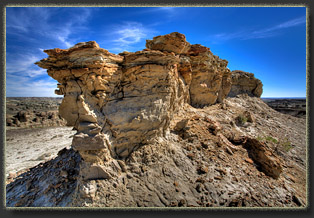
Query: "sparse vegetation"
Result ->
[[236, 114, 248, 125], [265, 136, 278, 144], [280, 138, 293, 152], [257, 135, 293, 152]]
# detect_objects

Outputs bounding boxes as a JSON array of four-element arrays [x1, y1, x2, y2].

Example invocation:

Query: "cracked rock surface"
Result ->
[[228, 70, 263, 97], [6, 32, 306, 208]]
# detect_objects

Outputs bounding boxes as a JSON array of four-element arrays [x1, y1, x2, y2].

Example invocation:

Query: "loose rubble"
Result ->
[[6, 32, 306, 208]]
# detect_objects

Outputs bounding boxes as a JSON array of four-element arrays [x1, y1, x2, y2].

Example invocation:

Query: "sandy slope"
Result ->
[[5, 126, 75, 178]]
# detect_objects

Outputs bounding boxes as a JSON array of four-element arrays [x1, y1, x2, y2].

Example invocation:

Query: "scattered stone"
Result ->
[[187, 153, 195, 160], [5, 32, 306, 208], [197, 166, 208, 174], [214, 176, 222, 180], [245, 158, 254, 164]]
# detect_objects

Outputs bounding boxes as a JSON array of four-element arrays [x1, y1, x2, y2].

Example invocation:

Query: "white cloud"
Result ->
[[212, 15, 306, 42], [107, 22, 157, 53], [5, 7, 96, 97], [57, 34, 72, 48], [274, 16, 306, 29], [6, 7, 93, 48], [6, 74, 58, 97], [49, 8, 92, 48], [6, 7, 50, 34], [6, 53, 47, 78], [114, 23, 147, 45]]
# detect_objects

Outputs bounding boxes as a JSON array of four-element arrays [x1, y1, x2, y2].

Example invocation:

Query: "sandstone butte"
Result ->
[[6, 32, 306, 207]]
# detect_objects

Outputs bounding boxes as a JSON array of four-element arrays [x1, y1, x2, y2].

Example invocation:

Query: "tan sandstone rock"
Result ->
[[186, 44, 232, 107], [146, 32, 191, 54], [228, 70, 263, 97], [35, 32, 263, 181]]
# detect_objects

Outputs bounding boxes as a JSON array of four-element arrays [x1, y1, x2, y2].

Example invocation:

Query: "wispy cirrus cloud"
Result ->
[[6, 7, 93, 48], [114, 23, 147, 45], [106, 22, 157, 53], [5, 51, 57, 96], [6, 7, 50, 33], [121, 7, 179, 18], [6, 54, 47, 77], [6, 7, 96, 96], [212, 15, 306, 42], [6, 74, 58, 97]]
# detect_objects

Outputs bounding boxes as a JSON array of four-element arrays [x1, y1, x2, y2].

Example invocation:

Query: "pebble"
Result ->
[[214, 176, 222, 180], [245, 158, 254, 164], [60, 170, 68, 178], [225, 146, 233, 155], [8, 171, 17, 179], [197, 166, 208, 174]]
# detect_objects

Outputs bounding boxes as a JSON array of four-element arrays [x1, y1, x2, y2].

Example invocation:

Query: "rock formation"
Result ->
[[6, 32, 307, 208], [228, 70, 263, 97], [35, 32, 234, 180]]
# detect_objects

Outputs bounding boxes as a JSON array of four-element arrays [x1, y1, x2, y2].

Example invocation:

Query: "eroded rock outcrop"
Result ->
[[183, 44, 232, 107], [6, 97, 66, 128], [228, 70, 263, 97], [35, 32, 262, 182], [7, 33, 306, 208]]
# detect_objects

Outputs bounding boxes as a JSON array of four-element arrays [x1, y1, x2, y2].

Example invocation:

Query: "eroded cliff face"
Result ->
[[146, 33, 232, 107], [35, 32, 234, 179], [228, 70, 263, 97]]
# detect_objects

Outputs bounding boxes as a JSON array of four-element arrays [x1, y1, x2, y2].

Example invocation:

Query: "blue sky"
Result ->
[[6, 6, 306, 97]]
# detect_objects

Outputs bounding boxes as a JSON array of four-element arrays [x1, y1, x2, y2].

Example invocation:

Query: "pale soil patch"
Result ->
[[5, 126, 76, 178]]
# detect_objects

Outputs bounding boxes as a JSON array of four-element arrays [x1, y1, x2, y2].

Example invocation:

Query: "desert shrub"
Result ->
[[257, 135, 293, 153], [265, 136, 278, 144], [280, 138, 293, 152], [236, 115, 248, 125], [256, 136, 263, 141]]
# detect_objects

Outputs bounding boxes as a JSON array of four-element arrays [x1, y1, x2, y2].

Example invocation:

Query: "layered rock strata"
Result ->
[[6, 33, 305, 208], [36, 32, 252, 181], [147, 33, 232, 107], [228, 70, 263, 97]]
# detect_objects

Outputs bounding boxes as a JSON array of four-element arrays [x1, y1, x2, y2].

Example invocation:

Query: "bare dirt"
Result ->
[[5, 95, 307, 207], [5, 126, 75, 181]]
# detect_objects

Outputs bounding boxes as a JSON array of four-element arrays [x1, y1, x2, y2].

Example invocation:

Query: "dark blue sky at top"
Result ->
[[6, 6, 306, 97]]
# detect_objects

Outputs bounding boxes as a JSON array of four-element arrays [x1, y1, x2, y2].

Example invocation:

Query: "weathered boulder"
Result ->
[[146, 32, 191, 54], [35, 38, 187, 180], [228, 70, 263, 97], [243, 137, 282, 179], [36, 41, 124, 179]]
